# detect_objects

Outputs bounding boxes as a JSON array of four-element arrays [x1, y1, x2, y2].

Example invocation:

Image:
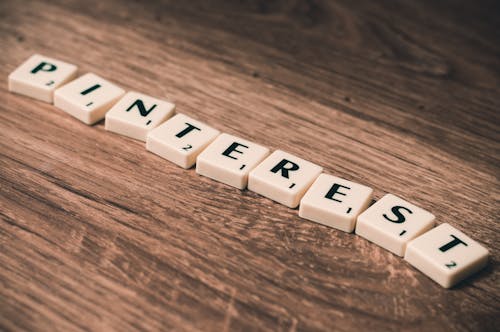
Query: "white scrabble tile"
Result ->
[[355, 194, 435, 256], [248, 150, 322, 208], [54, 73, 125, 125], [196, 133, 270, 189], [405, 223, 489, 288], [8, 54, 78, 103], [105, 91, 175, 141], [146, 113, 220, 169], [299, 174, 373, 232]]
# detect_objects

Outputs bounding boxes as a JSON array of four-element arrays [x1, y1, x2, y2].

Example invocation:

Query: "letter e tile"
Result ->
[[299, 174, 373, 232], [196, 133, 270, 189]]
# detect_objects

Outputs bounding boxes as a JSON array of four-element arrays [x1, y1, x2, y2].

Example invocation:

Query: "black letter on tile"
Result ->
[[439, 235, 468, 252], [176, 123, 200, 138], [81, 84, 101, 95], [383, 206, 412, 223], [31, 62, 57, 74], [325, 183, 351, 202], [222, 142, 249, 160], [445, 261, 457, 269], [126, 99, 157, 117], [270, 159, 299, 179]]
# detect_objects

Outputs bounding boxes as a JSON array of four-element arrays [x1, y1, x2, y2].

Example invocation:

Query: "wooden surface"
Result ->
[[1, 0, 499, 331]]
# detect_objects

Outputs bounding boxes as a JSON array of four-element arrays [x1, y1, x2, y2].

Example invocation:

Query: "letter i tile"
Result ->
[[54, 73, 125, 125]]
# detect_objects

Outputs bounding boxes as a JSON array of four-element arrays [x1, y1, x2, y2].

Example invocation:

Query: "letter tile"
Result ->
[[299, 174, 373, 232], [54, 73, 125, 125], [196, 133, 270, 189], [248, 150, 322, 208], [105, 91, 175, 141], [405, 223, 488, 288], [8, 54, 78, 103], [146, 113, 220, 169], [355, 194, 435, 256]]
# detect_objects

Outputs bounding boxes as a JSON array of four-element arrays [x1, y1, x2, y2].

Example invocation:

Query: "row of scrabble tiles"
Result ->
[[8, 54, 489, 288]]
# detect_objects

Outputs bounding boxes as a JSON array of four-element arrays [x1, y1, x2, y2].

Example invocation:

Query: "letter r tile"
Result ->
[[248, 150, 322, 208]]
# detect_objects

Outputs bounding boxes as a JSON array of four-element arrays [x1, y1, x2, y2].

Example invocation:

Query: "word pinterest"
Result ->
[[7, 54, 489, 288]]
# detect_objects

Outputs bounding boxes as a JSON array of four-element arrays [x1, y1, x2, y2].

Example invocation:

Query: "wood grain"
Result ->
[[1, 0, 499, 331]]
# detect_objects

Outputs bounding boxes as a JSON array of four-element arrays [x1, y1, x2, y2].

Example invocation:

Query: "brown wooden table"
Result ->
[[1, 1, 499, 331]]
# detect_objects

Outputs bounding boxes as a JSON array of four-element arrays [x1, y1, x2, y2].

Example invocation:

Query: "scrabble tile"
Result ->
[[146, 113, 220, 168], [54, 73, 125, 125], [8, 54, 78, 103], [299, 174, 373, 232], [196, 133, 270, 189], [248, 150, 322, 208], [405, 223, 489, 288], [105, 91, 175, 141], [355, 194, 435, 256]]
